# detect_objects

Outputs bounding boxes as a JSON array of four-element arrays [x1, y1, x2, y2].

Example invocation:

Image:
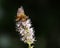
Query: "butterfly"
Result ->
[[16, 6, 28, 22]]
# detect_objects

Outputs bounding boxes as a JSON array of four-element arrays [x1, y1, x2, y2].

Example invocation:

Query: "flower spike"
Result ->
[[16, 6, 36, 48]]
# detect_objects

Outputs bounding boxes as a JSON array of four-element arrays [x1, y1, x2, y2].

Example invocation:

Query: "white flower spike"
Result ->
[[16, 6, 36, 48]]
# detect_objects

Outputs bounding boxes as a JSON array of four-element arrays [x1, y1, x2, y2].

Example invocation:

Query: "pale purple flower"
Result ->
[[16, 7, 35, 44], [17, 6, 24, 16]]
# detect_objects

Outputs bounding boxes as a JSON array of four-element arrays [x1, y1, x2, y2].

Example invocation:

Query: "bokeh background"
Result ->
[[0, 0, 60, 48]]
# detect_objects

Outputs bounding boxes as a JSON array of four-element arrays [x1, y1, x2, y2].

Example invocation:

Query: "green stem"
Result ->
[[28, 44, 31, 48]]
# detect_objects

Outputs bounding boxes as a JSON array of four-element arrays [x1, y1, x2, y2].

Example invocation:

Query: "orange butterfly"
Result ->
[[16, 6, 28, 22]]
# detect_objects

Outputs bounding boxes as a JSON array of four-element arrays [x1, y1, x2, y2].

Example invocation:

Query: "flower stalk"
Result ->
[[16, 6, 35, 48]]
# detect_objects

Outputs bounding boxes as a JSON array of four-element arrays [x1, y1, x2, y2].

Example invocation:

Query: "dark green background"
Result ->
[[0, 0, 60, 48]]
